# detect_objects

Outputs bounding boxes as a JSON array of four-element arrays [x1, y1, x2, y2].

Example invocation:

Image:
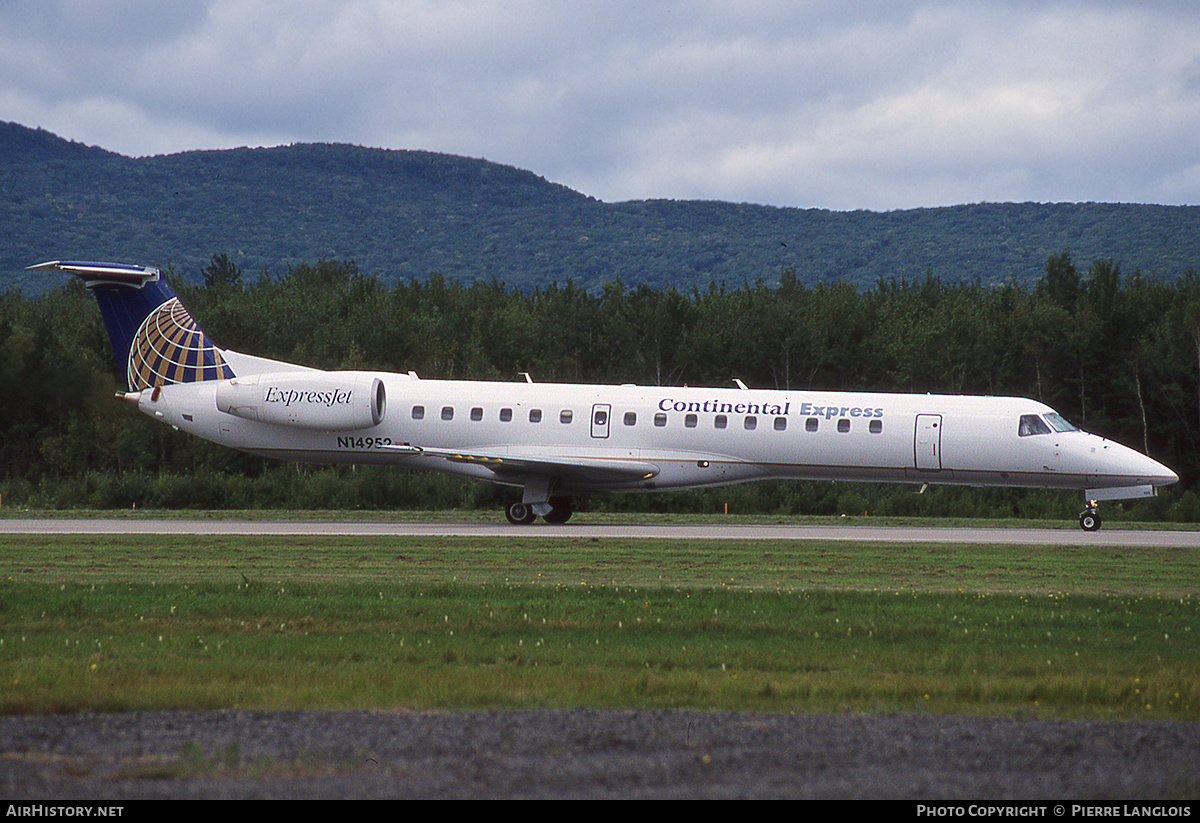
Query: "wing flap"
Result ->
[[384, 444, 659, 484]]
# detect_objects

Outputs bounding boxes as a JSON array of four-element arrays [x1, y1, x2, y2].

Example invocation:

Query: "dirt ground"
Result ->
[[1, 709, 1197, 800]]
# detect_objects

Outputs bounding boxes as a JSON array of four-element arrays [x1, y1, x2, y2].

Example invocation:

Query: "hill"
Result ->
[[2, 121, 1198, 293]]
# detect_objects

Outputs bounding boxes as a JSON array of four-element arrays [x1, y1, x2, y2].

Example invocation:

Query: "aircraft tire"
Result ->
[[543, 505, 573, 524], [1079, 510, 1101, 531], [505, 502, 537, 525]]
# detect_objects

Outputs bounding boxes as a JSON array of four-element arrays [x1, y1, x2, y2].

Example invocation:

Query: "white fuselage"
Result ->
[[132, 368, 1178, 501]]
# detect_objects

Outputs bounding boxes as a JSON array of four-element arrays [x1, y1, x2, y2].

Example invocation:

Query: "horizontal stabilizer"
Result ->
[[28, 260, 159, 287]]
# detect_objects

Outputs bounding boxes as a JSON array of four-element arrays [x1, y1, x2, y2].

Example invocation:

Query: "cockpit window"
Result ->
[[1044, 412, 1078, 433], [1018, 414, 1052, 436]]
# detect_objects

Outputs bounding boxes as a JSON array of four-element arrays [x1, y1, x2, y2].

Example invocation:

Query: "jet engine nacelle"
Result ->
[[216, 371, 385, 430]]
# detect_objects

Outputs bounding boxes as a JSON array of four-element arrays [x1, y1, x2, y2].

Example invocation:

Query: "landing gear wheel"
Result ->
[[1079, 509, 1101, 532], [543, 505, 573, 524], [505, 502, 537, 525]]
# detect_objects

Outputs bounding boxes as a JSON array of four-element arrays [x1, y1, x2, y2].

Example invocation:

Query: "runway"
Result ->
[[1, 518, 1196, 546]]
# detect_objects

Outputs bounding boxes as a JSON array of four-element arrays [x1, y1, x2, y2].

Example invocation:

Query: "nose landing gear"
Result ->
[[1079, 501, 1101, 531]]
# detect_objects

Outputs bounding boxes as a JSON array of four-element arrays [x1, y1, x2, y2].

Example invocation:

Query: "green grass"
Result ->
[[1, 533, 1197, 719]]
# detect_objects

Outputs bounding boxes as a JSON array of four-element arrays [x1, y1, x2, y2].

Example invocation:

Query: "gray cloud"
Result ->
[[2, 0, 1198, 209]]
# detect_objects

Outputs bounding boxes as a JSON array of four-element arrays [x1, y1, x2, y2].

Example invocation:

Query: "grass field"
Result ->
[[1, 519, 1197, 719]]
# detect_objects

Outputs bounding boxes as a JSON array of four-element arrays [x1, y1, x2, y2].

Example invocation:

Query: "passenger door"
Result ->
[[914, 414, 943, 471]]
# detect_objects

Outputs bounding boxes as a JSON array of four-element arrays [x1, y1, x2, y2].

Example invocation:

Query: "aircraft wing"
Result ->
[[384, 444, 660, 485]]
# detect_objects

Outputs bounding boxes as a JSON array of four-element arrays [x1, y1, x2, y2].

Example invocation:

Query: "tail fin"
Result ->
[[29, 260, 235, 391]]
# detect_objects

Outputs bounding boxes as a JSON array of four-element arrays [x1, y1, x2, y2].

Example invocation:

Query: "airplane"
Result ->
[[30, 260, 1179, 531]]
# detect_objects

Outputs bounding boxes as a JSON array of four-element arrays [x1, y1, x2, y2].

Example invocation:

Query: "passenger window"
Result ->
[[774, 417, 787, 431], [470, 407, 483, 421], [529, 409, 542, 423], [869, 419, 883, 434], [1019, 414, 1051, 436], [806, 418, 819, 432], [500, 408, 513, 422], [654, 413, 667, 427], [560, 410, 573, 424], [441, 406, 454, 421], [412, 405, 425, 420], [837, 419, 850, 433], [714, 415, 727, 429], [624, 411, 637, 426], [594, 409, 607, 426], [685, 414, 698, 428], [744, 416, 757, 430]]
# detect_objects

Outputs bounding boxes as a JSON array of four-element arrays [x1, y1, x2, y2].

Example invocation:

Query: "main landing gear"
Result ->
[[1078, 501, 1101, 532], [505, 496, 575, 525], [505, 502, 537, 525]]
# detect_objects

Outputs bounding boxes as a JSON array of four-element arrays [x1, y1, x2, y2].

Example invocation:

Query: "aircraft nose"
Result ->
[[1127, 447, 1177, 486], [1088, 436, 1178, 487], [1151, 460, 1179, 486]]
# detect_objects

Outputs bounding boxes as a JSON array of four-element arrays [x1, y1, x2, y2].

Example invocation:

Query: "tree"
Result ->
[[202, 253, 242, 290], [1038, 251, 1080, 309]]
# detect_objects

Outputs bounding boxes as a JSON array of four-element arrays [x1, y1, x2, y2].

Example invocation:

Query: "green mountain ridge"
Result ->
[[3, 120, 1197, 294]]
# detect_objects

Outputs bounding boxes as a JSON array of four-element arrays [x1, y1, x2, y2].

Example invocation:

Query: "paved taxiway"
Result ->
[[1, 518, 1196, 546]]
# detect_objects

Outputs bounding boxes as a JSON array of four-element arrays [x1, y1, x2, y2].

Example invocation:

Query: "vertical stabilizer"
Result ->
[[28, 260, 235, 391]]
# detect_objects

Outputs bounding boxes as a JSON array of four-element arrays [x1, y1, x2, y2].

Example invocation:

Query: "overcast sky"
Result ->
[[3, 0, 1199, 211]]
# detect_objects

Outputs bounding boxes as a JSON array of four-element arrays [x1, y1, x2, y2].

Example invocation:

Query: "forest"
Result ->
[[2, 252, 1199, 522]]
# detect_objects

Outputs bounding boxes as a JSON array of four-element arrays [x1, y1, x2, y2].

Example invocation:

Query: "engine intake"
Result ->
[[216, 372, 385, 430]]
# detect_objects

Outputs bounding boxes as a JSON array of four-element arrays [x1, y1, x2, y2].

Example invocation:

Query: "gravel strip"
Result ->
[[1, 710, 1197, 800]]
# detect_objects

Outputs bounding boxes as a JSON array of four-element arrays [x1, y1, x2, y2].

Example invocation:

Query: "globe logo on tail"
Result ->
[[127, 298, 233, 390]]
